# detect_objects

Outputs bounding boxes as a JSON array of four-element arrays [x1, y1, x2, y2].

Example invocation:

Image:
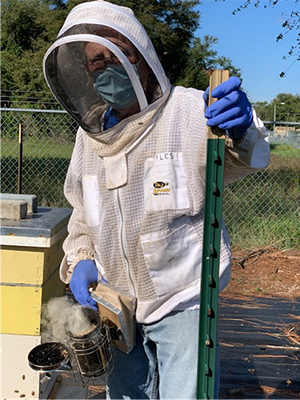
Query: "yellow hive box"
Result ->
[[0, 207, 72, 336]]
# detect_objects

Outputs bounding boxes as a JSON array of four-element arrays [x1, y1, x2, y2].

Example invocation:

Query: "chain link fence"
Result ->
[[1, 108, 76, 208], [1, 108, 299, 250]]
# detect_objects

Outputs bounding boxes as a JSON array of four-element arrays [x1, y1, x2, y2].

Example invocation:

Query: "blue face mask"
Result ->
[[92, 64, 139, 109]]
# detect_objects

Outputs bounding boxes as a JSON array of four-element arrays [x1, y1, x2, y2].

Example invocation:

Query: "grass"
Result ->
[[270, 143, 300, 159], [1, 136, 74, 158], [222, 143, 300, 250], [223, 168, 300, 250], [227, 213, 300, 250], [1, 137, 74, 207]]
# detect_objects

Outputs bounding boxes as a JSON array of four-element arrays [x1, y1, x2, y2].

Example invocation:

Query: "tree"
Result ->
[[176, 35, 241, 90], [252, 101, 274, 122], [271, 93, 300, 122], [110, 0, 200, 83], [1, 0, 239, 100], [253, 93, 300, 122], [1, 0, 45, 53], [231, 0, 300, 77], [1, 0, 68, 94], [1, 0, 201, 94]]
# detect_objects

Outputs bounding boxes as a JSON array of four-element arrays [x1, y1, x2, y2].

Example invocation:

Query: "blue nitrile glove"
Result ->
[[203, 76, 253, 140], [69, 260, 98, 310]]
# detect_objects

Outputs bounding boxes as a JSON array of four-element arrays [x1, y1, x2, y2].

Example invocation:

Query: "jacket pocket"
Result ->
[[144, 152, 190, 212], [82, 175, 100, 227], [141, 216, 202, 296]]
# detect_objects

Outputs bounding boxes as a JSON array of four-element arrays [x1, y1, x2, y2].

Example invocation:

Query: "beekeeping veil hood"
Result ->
[[43, 0, 171, 135]]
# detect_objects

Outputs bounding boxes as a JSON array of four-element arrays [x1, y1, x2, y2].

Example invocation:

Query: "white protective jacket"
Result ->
[[44, 1, 270, 324]]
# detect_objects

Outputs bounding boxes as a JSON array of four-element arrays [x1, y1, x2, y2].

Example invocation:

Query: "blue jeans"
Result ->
[[107, 309, 220, 399]]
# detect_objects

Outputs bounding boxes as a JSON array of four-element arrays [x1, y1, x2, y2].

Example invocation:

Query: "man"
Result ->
[[44, 1, 270, 398]]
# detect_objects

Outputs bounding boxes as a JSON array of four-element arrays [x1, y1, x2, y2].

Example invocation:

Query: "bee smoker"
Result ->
[[67, 320, 112, 379], [28, 282, 135, 384], [28, 342, 71, 373], [28, 312, 113, 383]]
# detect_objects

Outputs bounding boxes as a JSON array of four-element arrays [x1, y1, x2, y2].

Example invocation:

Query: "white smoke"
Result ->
[[41, 296, 98, 343]]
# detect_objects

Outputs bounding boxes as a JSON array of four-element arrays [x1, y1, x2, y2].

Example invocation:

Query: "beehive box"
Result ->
[[0, 206, 72, 399]]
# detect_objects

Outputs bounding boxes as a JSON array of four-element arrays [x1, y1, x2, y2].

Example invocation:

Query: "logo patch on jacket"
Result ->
[[153, 181, 170, 195], [144, 152, 190, 211]]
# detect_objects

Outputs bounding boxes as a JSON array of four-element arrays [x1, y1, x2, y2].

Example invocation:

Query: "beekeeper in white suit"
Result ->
[[44, 1, 270, 398]]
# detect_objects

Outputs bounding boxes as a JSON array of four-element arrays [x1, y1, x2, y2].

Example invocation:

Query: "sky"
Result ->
[[195, 0, 299, 103]]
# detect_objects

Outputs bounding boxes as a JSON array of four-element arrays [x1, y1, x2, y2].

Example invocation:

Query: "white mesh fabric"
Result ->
[[62, 85, 269, 323], [44, 37, 108, 133]]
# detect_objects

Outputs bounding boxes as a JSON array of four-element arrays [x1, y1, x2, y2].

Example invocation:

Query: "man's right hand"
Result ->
[[69, 260, 98, 309]]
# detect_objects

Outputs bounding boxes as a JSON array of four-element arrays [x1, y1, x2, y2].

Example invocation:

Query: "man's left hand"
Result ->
[[203, 76, 253, 140]]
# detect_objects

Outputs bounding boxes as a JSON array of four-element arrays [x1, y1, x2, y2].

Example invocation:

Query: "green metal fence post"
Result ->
[[197, 70, 230, 399]]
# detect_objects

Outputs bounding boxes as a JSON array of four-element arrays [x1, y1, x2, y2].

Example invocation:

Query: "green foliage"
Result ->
[[271, 93, 300, 122], [223, 142, 300, 250], [251, 101, 273, 122], [1, 0, 67, 93], [175, 35, 241, 90], [6, 0, 289, 102], [1, 0, 46, 53], [110, 0, 200, 83], [271, 143, 300, 158], [224, 166, 300, 250], [253, 93, 300, 122], [1, 0, 239, 94]]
